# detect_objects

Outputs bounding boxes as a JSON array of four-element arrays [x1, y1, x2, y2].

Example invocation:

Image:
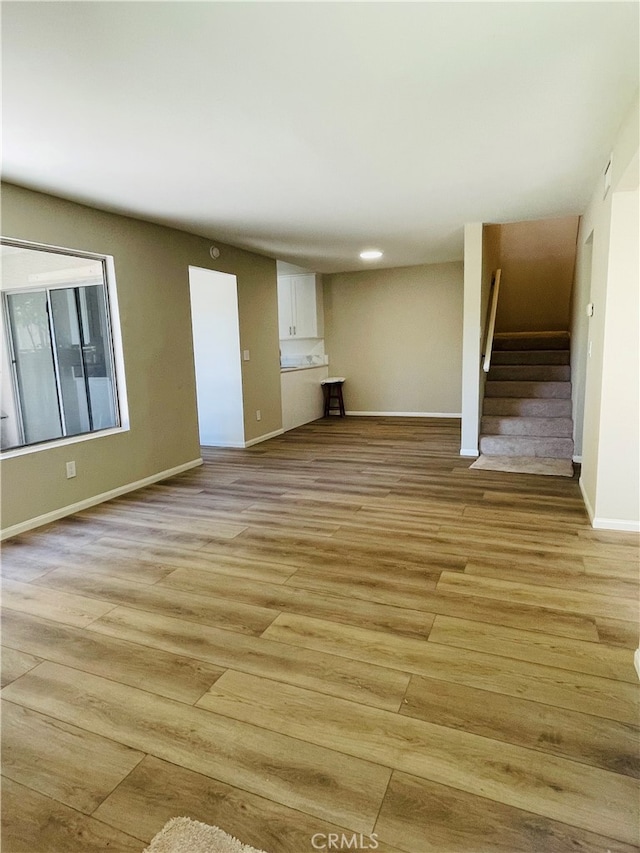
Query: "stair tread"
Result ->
[[493, 331, 570, 351], [480, 434, 574, 442], [483, 398, 573, 418], [485, 381, 571, 399], [481, 415, 573, 437]]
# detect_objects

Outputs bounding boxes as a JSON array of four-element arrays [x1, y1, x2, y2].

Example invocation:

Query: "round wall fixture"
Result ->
[[209, 246, 220, 259]]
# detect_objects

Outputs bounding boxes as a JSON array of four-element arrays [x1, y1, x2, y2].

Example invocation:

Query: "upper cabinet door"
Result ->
[[277, 278, 295, 338], [292, 275, 318, 338]]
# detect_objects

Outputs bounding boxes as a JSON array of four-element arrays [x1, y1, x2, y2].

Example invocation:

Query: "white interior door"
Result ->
[[188, 266, 245, 447]]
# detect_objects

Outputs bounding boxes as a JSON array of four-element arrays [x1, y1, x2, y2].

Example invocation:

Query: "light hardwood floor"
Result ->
[[1, 417, 639, 853]]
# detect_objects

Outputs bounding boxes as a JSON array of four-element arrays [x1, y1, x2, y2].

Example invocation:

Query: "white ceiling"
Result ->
[[2, 1, 638, 273]]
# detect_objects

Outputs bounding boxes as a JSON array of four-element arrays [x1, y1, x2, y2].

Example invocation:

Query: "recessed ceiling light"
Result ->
[[359, 249, 383, 261]]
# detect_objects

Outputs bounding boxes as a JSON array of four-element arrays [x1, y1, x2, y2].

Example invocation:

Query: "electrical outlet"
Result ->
[[256, 410, 261, 421], [243, 350, 250, 361], [66, 461, 76, 479]]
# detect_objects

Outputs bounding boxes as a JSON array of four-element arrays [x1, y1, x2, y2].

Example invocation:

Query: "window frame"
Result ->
[[1, 237, 129, 458]]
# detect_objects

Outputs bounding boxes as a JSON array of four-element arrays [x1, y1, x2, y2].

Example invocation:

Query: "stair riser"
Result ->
[[485, 381, 571, 399], [488, 365, 571, 382], [491, 350, 570, 366], [487, 364, 571, 382], [483, 398, 573, 417], [481, 416, 573, 438], [479, 435, 574, 459]]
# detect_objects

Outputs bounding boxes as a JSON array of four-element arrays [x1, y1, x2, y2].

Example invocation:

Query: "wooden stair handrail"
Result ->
[[482, 269, 501, 373]]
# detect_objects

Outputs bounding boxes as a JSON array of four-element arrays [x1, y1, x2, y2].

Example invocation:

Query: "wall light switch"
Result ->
[[66, 461, 76, 479], [243, 350, 250, 361]]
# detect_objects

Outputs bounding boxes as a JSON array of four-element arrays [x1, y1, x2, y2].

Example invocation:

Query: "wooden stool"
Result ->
[[321, 377, 346, 417]]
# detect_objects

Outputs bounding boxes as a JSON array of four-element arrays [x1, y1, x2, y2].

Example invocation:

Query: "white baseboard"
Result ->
[[635, 649, 640, 681], [579, 476, 639, 531], [201, 441, 246, 448], [592, 517, 640, 532], [460, 448, 479, 458], [0, 458, 203, 541], [579, 476, 595, 524], [345, 411, 462, 418], [245, 428, 284, 447], [201, 429, 283, 449]]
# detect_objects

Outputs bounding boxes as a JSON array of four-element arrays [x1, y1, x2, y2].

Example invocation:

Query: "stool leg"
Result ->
[[337, 385, 345, 417], [322, 384, 330, 417]]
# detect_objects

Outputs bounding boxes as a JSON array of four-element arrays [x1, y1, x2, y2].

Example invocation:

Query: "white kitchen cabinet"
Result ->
[[277, 274, 322, 339]]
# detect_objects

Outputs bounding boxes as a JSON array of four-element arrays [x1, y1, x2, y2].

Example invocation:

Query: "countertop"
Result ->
[[280, 364, 328, 373]]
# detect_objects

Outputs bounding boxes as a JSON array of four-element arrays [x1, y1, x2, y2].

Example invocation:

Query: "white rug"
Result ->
[[144, 817, 269, 853], [469, 454, 574, 477]]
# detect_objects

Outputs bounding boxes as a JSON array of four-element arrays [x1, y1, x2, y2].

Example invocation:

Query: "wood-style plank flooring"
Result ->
[[1, 417, 639, 853]]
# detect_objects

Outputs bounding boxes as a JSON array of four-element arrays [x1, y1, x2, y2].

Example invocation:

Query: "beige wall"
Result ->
[[1, 183, 281, 534], [323, 262, 463, 415], [495, 217, 579, 332], [595, 186, 639, 524], [576, 95, 639, 530]]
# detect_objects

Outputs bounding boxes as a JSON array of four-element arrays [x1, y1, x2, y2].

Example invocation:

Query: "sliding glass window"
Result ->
[[1, 241, 121, 451]]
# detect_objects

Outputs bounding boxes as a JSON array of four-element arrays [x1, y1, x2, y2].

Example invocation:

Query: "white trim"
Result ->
[[200, 429, 284, 449], [579, 476, 595, 524], [572, 454, 583, 463], [1, 426, 128, 459], [634, 649, 640, 681], [0, 458, 203, 541], [245, 428, 284, 447], [104, 254, 130, 433], [591, 517, 640, 532], [1, 235, 111, 260], [345, 411, 462, 418], [460, 448, 480, 458], [201, 441, 246, 448]]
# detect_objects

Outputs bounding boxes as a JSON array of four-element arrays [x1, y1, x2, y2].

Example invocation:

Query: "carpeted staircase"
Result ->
[[480, 331, 574, 462]]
